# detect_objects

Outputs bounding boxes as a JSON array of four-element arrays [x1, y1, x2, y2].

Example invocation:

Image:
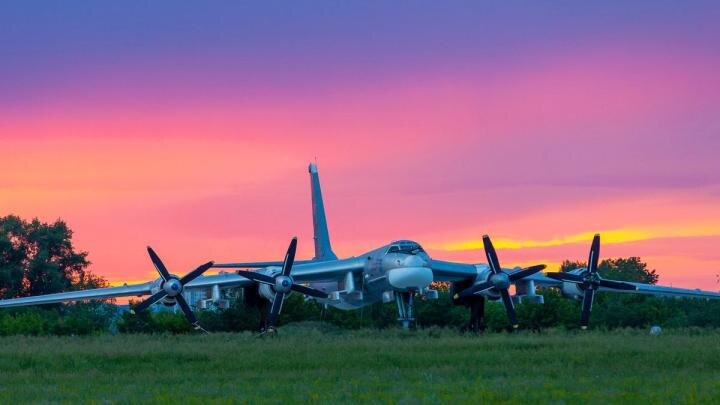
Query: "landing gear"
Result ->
[[259, 324, 277, 337], [395, 291, 416, 330], [464, 296, 486, 333], [453, 280, 486, 334]]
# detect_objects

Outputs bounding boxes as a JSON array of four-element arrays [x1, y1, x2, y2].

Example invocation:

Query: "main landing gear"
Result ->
[[452, 279, 487, 333], [464, 296, 486, 333]]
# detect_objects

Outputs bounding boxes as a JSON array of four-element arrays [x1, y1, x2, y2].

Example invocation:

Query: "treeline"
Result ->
[[2, 215, 719, 335], [1, 288, 719, 336]]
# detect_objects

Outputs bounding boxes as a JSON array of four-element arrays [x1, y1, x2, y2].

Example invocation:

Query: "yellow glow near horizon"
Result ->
[[436, 224, 720, 251], [506, 260, 565, 272]]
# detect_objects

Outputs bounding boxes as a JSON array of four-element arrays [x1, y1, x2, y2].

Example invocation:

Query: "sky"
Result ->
[[1, 1, 719, 290]]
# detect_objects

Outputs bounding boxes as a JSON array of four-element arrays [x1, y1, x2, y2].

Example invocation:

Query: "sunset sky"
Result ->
[[2, 2, 719, 289]]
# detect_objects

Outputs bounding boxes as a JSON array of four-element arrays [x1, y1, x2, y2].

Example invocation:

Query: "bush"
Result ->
[[0, 303, 116, 336], [4, 287, 720, 335], [0, 311, 46, 335]]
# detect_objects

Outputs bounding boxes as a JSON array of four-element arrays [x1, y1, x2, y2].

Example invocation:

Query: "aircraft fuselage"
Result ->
[[306, 240, 437, 310]]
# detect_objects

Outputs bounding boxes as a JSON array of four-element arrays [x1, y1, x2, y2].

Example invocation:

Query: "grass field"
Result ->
[[0, 324, 718, 404]]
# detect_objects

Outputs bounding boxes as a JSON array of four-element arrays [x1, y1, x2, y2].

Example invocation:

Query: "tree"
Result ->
[[559, 257, 658, 284], [598, 257, 658, 284], [0, 215, 107, 299], [559, 260, 585, 273]]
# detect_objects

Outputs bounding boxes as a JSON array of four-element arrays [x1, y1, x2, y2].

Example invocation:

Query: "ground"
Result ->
[[0, 324, 718, 403]]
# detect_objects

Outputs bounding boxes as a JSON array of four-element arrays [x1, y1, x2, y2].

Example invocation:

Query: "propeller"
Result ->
[[545, 234, 636, 329], [131, 247, 214, 331], [236, 237, 328, 332], [453, 235, 546, 329]]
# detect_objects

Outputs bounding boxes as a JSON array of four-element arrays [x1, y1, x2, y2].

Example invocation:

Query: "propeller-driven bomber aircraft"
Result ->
[[2, 163, 719, 332]]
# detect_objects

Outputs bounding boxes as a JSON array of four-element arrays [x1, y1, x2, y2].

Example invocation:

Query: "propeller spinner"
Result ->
[[237, 237, 328, 332], [545, 234, 636, 329], [454, 235, 546, 329], [131, 247, 214, 331]]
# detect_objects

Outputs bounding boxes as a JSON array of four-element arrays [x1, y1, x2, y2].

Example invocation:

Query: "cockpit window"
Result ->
[[386, 242, 425, 255]]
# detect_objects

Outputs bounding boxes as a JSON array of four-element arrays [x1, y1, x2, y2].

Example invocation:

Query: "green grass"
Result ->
[[0, 324, 719, 404]]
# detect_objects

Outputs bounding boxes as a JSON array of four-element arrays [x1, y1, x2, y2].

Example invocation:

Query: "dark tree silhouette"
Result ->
[[0, 215, 107, 298], [560, 257, 658, 284]]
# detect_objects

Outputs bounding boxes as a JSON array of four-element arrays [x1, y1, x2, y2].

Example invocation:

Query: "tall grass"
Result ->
[[0, 326, 718, 403]]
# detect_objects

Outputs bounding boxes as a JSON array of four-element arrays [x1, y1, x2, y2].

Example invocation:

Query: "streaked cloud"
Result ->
[[436, 224, 720, 252]]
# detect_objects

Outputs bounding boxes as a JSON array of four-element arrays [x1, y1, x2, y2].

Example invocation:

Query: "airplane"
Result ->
[[1, 163, 719, 333]]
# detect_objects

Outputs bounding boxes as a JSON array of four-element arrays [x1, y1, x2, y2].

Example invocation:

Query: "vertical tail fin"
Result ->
[[309, 163, 337, 261]]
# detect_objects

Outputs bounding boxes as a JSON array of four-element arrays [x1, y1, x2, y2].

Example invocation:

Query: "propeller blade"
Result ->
[[588, 234, 600, 274], [508, 264, 546, 282], [237, 270, 276, 285], [546, 272, 584, 283], [147, 246, 172, 281], [500, 289, 518, 329], [175, 294, 198, 326], [267, 292, 286, 329], [482, 235, 502, 274], [281, 237, 297, 277], [132, 290, 167, 314], [179, 261, 215, 285], [599, 279, 637, 291], [580, 288, 595, 329], [454, 281, 494, 300], [290, 284, 328, 298]]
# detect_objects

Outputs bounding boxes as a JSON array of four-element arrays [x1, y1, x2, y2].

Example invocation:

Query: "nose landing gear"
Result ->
[[395, 291, 416, 330]]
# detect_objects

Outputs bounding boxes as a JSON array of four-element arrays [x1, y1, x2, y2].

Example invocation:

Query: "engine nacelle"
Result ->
[[451, 265, 497, 305], [147, 277, 178, 306], [561, 281, 584, 301], [559, 269, 587, 300], [255, 266, 284, 302]]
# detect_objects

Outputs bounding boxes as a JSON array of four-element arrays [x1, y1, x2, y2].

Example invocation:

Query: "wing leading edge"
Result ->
[[613, 282, 720, 299], [527, 272, 720, 299], [0, 283, 153, 308], [214, 257, 366, 282], [0, 272, 258, 309], [0, 257, 363, 309], [430, 261, 720, 301], [429, 259, 479, 281]]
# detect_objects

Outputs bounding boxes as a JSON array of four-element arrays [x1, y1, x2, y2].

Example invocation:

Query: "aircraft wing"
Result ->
[[429, 259, 480, 281], [291, 257, 366, 281], [527, 272, 720, 299], [0, 282, 154, 308], [524, 272, 563, 286], [214, 257, 367, 282], [605, 282, 720, 299], [0, 272, 257, 309], [0, 256, 364, 309], [183, 272, 255, 289], [213, 260, 315, 268]]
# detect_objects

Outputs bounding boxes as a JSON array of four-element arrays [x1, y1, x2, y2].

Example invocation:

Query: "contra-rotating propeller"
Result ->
[[545, 234, 636, 329], [131, 247, 214, 330], [454, 235, 546, 329], [237, 237, 328, 332]]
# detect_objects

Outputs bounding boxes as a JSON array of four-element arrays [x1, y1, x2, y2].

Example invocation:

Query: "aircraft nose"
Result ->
[[403, 255, 428, 268], [388, 259, 433, 291]]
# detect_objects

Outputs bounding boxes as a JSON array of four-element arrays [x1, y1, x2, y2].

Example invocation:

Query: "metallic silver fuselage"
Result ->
[[306, 240, 434, 310]]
